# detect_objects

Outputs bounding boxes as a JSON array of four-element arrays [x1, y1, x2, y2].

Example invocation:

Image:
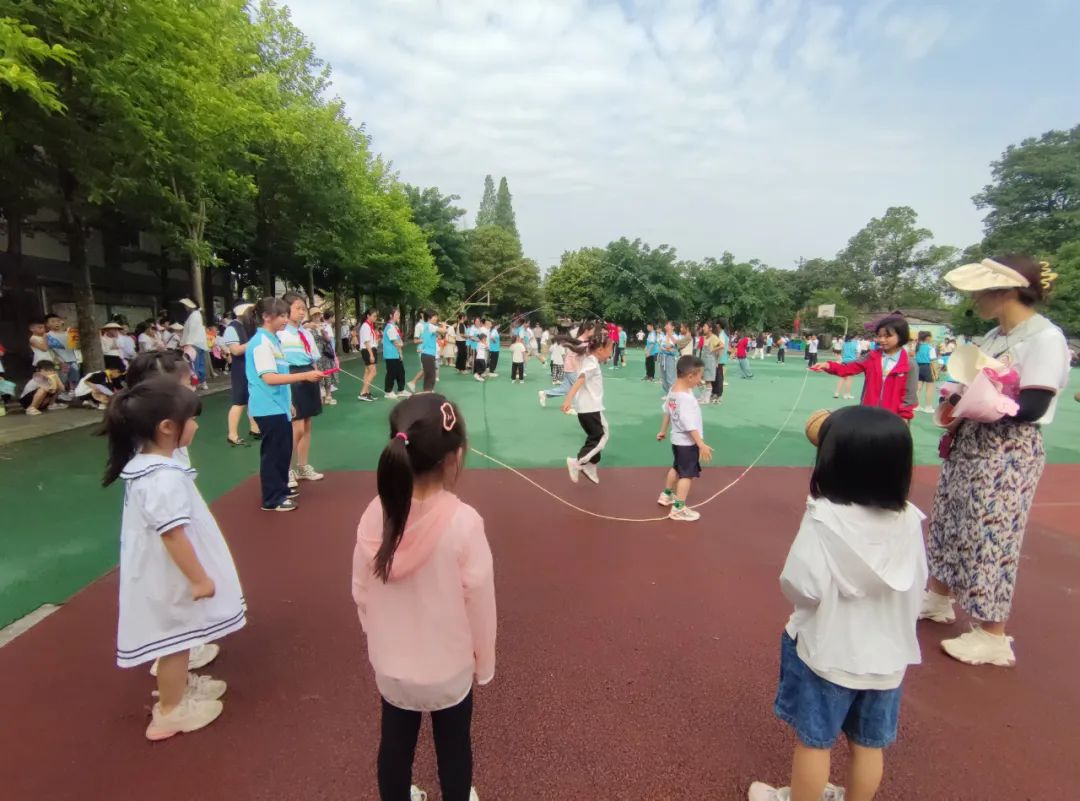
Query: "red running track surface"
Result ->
[[1, 465, 1078, 801]]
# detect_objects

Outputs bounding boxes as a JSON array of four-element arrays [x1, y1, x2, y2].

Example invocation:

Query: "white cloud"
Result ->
[[281, 0, 1032, 268]]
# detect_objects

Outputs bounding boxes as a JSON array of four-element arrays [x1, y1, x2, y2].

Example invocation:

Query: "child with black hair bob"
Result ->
[[750, 405, 926, 801], [102, 378, 245, 741], [352, 393, 495, 801]]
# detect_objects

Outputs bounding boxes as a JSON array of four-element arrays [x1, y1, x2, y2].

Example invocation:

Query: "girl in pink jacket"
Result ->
[[353, 393, 496, 801]]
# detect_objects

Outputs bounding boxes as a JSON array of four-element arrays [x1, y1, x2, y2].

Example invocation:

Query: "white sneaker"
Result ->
[[25, 407, 42, 416], [566, 457, 580, 484], [410, 787, 427, 801], [296, 464, 325, 481], [145, 697, 223, 741], [919, 590, 956, 624], [150, 643, 220, 676], [657, 491, 675, 507], [407, 381, 417, 393], [581, 463, 599, 484], [941, 624, 1016, 667], [288, 469, 299, 489], [747, 782, 845, 801], [538, 390, 547, 407], [489, 372, 498, 377], [385, 391, 398, 399], [398, 390, 412, 397], [668, 505, 701, 521], [153, 672, 227, 702], [470, 789, 480, 801], [474, 374, 484, 382]]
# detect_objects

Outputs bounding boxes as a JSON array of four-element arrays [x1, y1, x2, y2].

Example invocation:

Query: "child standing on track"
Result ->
[[562, 330, 614, 485], [810, 316, 917, 422], [510, 336, 527, 383], [352, 393, 495, 801], [103, 379, 246, 741], [656, 355, 714, 521], [834, 334, 859, 400], [473, 333, 488, 382], [749, 405, 925, 801]]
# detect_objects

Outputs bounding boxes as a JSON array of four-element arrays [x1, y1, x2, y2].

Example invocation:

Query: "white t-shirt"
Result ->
[[808, 339, 819, 354], [510, 342, 526, 363], [551, 343, 564, 365], [978, 314, 1071, 425], [664, 390, 703, 446], [358, 321, 375, 350], [476, 341, 488, 360], [574, 354, 604, 413]]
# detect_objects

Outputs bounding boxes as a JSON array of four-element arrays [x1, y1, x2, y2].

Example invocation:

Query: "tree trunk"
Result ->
[[224, 269, 235, 312], [353, 281, 361, 316], [333, 281, 343, 323], [190, 253, 205, 316], [59, 169, 103, 372], [307, 263, 315, 305]]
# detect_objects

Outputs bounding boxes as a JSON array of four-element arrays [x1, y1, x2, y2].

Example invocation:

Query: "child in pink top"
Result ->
[[352, 393, 496, 801]]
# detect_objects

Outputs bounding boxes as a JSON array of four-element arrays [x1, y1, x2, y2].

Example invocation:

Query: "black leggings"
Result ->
[[378, 692, 473, 801], [455, 341, 468, 371], [645, 354, 656, 379], [488, 351, 500, 374], [712, 364, 725, 398], [421, 354, 437, 392], [384, 358, 405, 392], [511, 362, 524, 380], [777, 348, 785, 363]]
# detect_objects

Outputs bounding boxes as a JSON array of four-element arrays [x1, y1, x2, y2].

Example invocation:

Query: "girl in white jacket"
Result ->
[[750, 406, 927, 801]]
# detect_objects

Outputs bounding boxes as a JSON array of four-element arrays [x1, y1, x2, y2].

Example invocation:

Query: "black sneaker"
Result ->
[[358, 393, 375, 403], [249, 430, 263, 440], [262, 500, 298, 512], [287, 488, 300, 499]]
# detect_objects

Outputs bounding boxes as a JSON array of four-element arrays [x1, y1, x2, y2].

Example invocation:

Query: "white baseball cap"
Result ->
[[233, 302, 254, 316]]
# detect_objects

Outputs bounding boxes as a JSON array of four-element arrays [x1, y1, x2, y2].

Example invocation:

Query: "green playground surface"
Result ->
[[1, 350, 1078, 627]]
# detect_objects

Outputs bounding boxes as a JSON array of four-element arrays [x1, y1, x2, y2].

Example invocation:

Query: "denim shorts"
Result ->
[[774, 632, 901, 749]]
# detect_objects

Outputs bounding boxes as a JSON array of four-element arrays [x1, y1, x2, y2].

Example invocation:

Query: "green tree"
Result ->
[[974, 125, 1080, 256], [493, 176, 519, 240], [837, 207, 953, 309], [466, 225, 539, 315], [542, 248, 605, 319], [404, 184, 470, 305], [0, 17, 75, 116], [1045, 241, 1080, 336], [596, 238, 686, 327], [475, 174, 497, 227]]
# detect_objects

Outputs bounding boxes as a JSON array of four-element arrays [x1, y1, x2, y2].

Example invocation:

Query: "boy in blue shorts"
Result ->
[[656, 355, 714, 522]]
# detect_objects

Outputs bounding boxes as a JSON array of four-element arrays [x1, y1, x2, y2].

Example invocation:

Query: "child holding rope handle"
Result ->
[[750, 405, 926, 801], [353, 393, 495, 801], [560, 329, 614, 485]]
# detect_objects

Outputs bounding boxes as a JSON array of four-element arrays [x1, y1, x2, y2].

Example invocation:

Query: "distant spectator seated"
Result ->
[[74, 369, 125, 410], [20, 361, 66, 416], [28, 318, 52, 367], [164, 323, 184, 350], [100, 322, 127, 371]]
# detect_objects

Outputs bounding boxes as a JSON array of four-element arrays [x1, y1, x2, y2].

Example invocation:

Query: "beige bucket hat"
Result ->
[[944, 259, 1029, 293]]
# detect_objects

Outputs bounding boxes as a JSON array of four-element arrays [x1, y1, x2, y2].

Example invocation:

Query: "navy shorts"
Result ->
[[672, 444, 701, 479], [774, 632, 901, 749], [918, 363, 933, 382]]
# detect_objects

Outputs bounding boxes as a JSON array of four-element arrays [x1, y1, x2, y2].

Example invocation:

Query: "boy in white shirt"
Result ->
[[510, 336, 527, 383], [656, 355, 714, 522], [473, 333, 488, 381], [550, 341, 565, 384]]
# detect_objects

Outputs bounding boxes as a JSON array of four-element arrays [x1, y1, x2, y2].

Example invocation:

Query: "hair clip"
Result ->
[[1039, 261, 1058, 291], [440, 402, 457, 432], [394, 431, 409, 445]]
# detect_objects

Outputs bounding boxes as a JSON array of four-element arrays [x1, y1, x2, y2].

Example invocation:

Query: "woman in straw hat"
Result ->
[[920, 256, 1071, 667]]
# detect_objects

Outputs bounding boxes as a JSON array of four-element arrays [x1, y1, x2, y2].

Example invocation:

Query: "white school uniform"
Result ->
[[115, 453, 245, 668], [574, 354, 604, 413]]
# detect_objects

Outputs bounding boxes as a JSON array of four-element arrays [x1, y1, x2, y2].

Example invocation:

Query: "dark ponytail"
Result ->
[[255, 296, 289, 324], [373, 393, 466, 582], [126, 349, 191, 387], [100, 378, 202, 486]]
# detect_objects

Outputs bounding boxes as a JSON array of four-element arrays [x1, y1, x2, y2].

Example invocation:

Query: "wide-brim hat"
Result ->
[[944, 259, 1029, 293], [101, 322, 123, 330], [946, 343, 1005, 385], [233, 302, 254, 316], [168, 323, 184, 331], [179, 298, 198, 310]]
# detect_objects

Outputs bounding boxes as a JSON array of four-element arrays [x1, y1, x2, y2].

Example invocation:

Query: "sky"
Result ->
[[284, 0, 1080, 270]]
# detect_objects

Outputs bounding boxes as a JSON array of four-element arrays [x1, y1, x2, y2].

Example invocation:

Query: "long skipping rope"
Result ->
[[339, 359, 812, 524]]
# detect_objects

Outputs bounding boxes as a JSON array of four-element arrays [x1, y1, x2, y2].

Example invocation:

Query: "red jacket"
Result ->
[[823, 348, 919, 420]]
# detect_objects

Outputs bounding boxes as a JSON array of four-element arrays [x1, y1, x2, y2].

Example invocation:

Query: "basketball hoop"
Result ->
[[463, 291, 492, 309], [817, 304, 836, 319]]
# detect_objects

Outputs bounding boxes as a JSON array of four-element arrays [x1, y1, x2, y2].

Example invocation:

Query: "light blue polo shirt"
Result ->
[[467, 325, 477, 351], [384, 323, 402, 360], [246, 328, 292, 419], [646, 331, 659, 356], [717, 331, 730, 365], [280, 323, 314, 367], [489, 326, 500, 352], [619, 330, 627, 348], [842, 340, 859, 363], [419, 322, 438, 357]]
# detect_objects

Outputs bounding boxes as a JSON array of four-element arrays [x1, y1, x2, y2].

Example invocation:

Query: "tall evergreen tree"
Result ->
[[494, 176, 519, 240], [475, 174, 497, 226]]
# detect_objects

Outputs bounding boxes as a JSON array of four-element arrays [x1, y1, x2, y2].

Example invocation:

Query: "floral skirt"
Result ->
[[927, 420, 1045, 622]]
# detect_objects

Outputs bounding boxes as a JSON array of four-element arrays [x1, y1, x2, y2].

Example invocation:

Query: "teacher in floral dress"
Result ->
[[920, 255, 1071, 667]]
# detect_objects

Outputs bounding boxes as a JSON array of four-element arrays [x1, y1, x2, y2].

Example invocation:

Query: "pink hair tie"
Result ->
[[394, 432, 409, 445], [440, 402, 457, 432]]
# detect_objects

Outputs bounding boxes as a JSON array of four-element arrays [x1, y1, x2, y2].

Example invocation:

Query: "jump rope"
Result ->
[[336, 291, 812, 523]]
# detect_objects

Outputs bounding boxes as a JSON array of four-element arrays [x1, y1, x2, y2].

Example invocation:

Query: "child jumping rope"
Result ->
[[102, 379, 246, 741], [656, 355, 714, 522], [352, 393, 496, 801], [810, 316, 917, 421], [749, 405, 926, 801], [561, 329, 614, 485]]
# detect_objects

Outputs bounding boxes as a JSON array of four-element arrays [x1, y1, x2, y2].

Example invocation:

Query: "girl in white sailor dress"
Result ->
[[103, 378, 245, 741]]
